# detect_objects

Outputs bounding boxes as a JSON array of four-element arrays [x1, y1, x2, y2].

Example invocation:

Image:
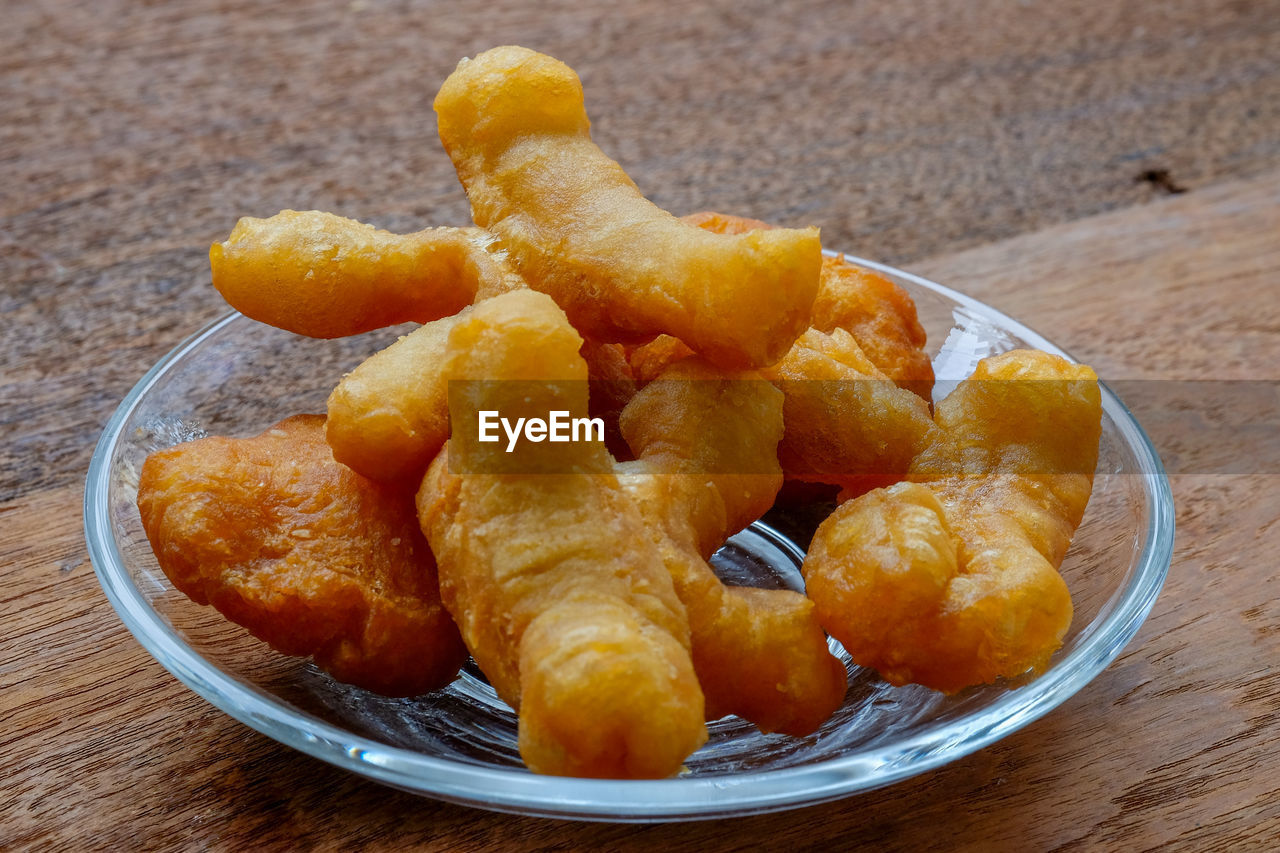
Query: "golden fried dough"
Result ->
[[679, 210, 773, 235], [810, 255, 934, 398], [325, 311, 464, 484], [327, 315, 639, 483], [683, 210, 934, 397], [580, 338, 638, 460], [626, 334, 696, 386], [434, 47, 822, 369], [619, 358, 784, 553], [629, 212, 937, 492], [803, 350, 1101, 692], [210, 210, 522, 338], [761, 327, 935, 495], [631, 326, 935, 494], [616, 357, 847, 735], [136, 414, 466, 697], [416, 289, 706, 777]]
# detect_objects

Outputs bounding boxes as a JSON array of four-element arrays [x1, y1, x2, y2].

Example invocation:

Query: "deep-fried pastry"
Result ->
[[211, 209, 521, 338], [802, 350, 1101, 692], [325, 312, 464, 483], [434, 46, 822, 369], [416, 289, 706, 777], [581, 338, 638, 460], [616, 357, 847, 734], [761, 327, 935, 495], [683, 210, 934, 397], [630, 326, 934, 495], [136, 414, 466, 697]]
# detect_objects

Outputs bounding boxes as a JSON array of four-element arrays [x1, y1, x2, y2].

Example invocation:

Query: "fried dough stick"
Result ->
[[326, 312, 635, 483], [136, 414, 466, 697], [811, 253, 934, 399], [416, 289, 706, 778], [319, 216, 529, 482], [760, 328, 935, 495], [580, 339, 639, 461], [681, 211, 934, 397], [326, 311, 464, 484], [433, 46, 822, 369], [615, 358, 847, 735], [631, 326, 935, 495], [803, 350, 1101, 692], [625, 212, 936, 493], [210, 209, 523, 338]]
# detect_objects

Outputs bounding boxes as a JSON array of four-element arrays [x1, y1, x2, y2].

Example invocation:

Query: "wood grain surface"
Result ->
[[3, 0, 1280, 849]]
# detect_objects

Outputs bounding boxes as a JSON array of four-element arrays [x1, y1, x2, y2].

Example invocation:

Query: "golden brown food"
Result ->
[[802, 350, 1101, 692], [630, 326, 934, 495], [616, 357, 847, 734], [327, 315, 639, 483], [325, 311, 465, 484], [683, 210, 934, 397], [679, 210, 773, 235], [811, 256, 933, 398], [433, 46, 822, 369], [761, 327, 935, 496], [416, 289, 706, 777], [177, 44, 1110, 777], [136, 414, 467, 697], [619, 358, 785, 555], [321, 222, 529, 483], [627, 212, 936, 493], [210, 209, 522, 338], [581, 338, 638, 460], [626, 334, 697, 386]]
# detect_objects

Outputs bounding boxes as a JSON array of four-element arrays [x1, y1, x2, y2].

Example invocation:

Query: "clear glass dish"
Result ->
[[84, 255, 1174, 821]]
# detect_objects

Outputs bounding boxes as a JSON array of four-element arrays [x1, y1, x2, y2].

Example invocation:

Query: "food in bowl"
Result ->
[[136, 45, 1102, 779]]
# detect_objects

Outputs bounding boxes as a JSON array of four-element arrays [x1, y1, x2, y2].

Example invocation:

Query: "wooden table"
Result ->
[[4, 1, 1279, 849]]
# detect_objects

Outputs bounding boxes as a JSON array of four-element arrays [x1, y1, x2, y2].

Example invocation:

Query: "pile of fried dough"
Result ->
[[137, 46, 1102, 779]]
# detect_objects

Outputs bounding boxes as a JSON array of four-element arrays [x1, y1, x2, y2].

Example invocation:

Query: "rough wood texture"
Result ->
[[3, 0, 1279, 503], [3, 0, 1280, 849]]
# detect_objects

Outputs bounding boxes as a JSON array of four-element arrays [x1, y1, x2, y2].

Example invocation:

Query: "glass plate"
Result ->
[[84, 254, 1174, 821]]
